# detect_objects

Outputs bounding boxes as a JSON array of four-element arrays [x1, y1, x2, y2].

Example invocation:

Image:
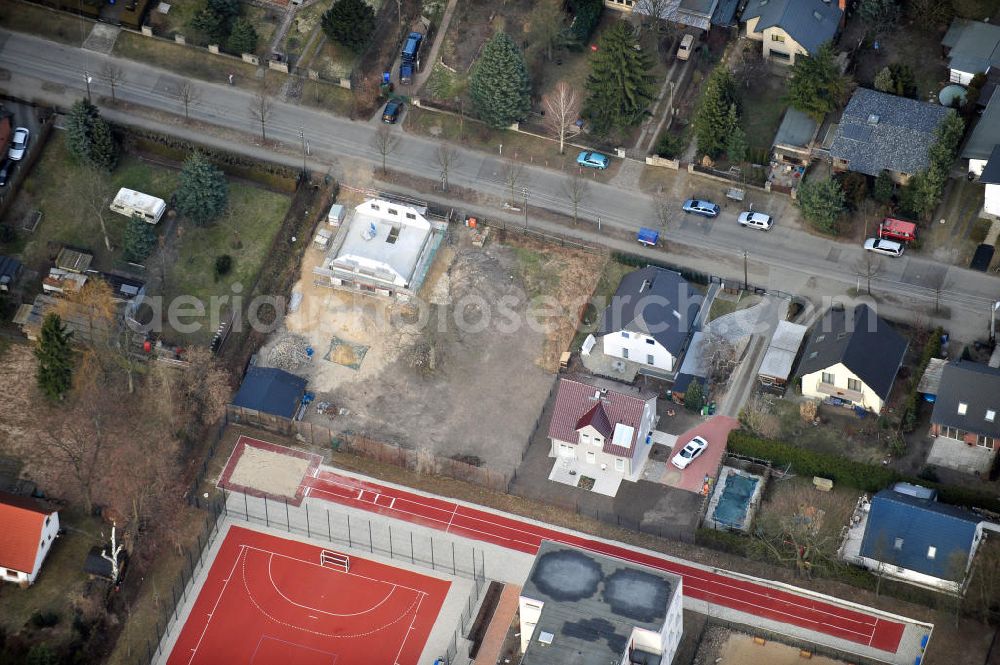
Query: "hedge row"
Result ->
[[611, 251, 711, 285], [900, 329, 943, 432], [727, 430, 1000, 513]]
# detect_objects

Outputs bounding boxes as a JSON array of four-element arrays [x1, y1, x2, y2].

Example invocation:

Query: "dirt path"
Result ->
[[412, 0, 460, 89]]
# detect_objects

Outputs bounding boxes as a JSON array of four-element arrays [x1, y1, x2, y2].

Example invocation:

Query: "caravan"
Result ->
[[110, 188, 167, 224]]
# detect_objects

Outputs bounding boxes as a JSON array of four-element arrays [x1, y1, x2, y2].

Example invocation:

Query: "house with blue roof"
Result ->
[[853, 486, 984, 593], [741, 0, 844, 65]]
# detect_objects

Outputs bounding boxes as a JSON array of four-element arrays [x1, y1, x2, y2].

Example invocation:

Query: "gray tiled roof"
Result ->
[[963, 91, 1000, 161], [829, 88, 953, 177], [930, 360, 1000, 438], [521, 541, 681, 665], [942, 19, 1000, 75], [741, 0, 842, 55], [597, 266, 700, 355], [796, 305, 908, 401]]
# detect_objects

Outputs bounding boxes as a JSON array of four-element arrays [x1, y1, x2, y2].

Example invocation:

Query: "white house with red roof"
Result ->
[[0, 492, 60, 585], [547, 377, 658, 496]]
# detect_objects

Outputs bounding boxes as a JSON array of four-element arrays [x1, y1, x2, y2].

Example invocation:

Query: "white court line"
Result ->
[[186, 545, 245, 664], [393, 592, 425, 665], [308, 475, 878, 637], [389, 497, 396, 509], [262, 552, 399, 618], [250, 635, 339, 664], [357, 489, 366, 501]]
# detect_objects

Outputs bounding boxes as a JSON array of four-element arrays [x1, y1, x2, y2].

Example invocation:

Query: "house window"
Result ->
[[927, 546, 937, 560], [586, 451, 596, 464], [387, 208, 398, 216], [45, 516, 50, 526], [958, 402, 968, 415], [980, 435, 995, 449], [581, 433, 590, 442], [645, 338, 655, 345], [405, 212, 416, 220], [847, 378, 862, 392], [622, 331, 630, 338], [647, 354, 655, 364], [622, 349, 629, 359], [371, 204, 380, 211], [894, 537, 903, 550], [987, 410, 996, 423], [615, 458, 625, 472], [771, 33, 785, 43], [821, 372, 835, 385]]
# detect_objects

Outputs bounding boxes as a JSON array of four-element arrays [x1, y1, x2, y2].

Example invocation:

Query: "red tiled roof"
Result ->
[[576, 403, 613, 439], [0, 492, 53, 574], [548, 378, 648, 457]]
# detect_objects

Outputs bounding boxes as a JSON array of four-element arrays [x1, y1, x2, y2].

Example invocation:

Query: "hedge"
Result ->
[[727, 430, 1000, 513]]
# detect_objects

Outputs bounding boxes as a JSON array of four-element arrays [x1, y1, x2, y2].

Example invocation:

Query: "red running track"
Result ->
[[302, 468, 906, 653]]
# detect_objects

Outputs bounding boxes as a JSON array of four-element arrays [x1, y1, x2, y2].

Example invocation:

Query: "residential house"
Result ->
[[547, 377, 657, 494], [928, 360, 1000, 474], [772, 107, 819, 167], [796, 304, 908, 413], [519, 541, 683, 665], [594, 266, 701, 376], [941, 18, 1000, 85], [0, 492, 60, 586], [227, 366, 309, 433], [0, 254, 22, 292], [607, 0, 719, 31], [741, 0, 843, 65], [964, 91, 1000, 176], [829, 88, 954, 184], [315, 197, 445, 300], [852, 485, 984, 593], [976, 145, 1000, 217]]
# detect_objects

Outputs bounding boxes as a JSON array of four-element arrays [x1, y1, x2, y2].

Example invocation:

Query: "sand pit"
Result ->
[[225, 445, 310, 499], [716, 633, 848, 665]]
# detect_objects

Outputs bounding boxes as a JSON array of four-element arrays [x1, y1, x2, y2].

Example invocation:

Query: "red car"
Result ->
[[879, 217, 916, 243]]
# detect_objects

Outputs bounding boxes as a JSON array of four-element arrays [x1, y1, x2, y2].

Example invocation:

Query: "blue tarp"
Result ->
[[637, 227, 659, 246]]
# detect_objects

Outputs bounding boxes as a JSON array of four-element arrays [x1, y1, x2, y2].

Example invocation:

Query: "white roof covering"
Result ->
[[758, 320, 808, 380], [332, 198, 432, 287]]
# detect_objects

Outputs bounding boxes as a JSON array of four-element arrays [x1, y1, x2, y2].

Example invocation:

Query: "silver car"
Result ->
[[8, 127, 28, 161], [738, 211, 773, 230], [864, 238, 904, 257]]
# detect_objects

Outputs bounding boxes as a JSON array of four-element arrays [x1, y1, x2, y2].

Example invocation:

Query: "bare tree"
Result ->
[[371, 125, 398, 175], [735, 40, 766, 89], [501, 159, 524, 206], [542, 81, 582, 155], [176, 80, 201, 121], [699, 333, 737, 387], [100, 522, 125, 582], [73, 169, 113, 252], [148, 346, 230, 440], [434, 144, 460, 191], [249, 91, 272, 141], [855, 251, 884, 296], [562, 172, 590, 224], [101, 63, 126, 103], [741, 391, 779, 438]]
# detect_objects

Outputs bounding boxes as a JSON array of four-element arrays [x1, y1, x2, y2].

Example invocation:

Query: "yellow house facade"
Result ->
[[743, 17, 808, 64], [801, 361, 887, 413]]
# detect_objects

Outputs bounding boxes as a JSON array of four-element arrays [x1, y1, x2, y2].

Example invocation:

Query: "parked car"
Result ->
[[671, 436, 708, 470], [382, 100, 403, 124], [0, 158, 12, 187], [738, 211, 773, 230], [677, 34, 695, 61], [864, 237, 904, 257], [8, 127, 29, 161], [682, 199, 720, 218], [576, 151, 609, 170]]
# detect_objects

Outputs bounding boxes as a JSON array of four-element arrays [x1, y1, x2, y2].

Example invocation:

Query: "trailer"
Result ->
[[636, 227, 659, 247], [110, 188, 167, 224]]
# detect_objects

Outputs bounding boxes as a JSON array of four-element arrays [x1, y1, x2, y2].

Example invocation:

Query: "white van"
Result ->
[[677, 34, 695, 61], [110, 188, 167, 225]]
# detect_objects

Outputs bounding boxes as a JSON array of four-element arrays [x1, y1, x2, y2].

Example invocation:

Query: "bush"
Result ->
[[684, 380, 705, 412], [695, 528, 748, 556], [214, 254, 233, 279], [30, 611, 60, 628], [0, 224, 16, 244], [655, 132, 685, 159], [321, 0, 375, 52]]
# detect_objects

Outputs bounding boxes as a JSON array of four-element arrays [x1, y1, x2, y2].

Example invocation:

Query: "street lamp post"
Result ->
[[522, 188, 528, 230], [84, 71, 93, 103], [298, 127, 307, 175], [991, 301, 1000, 344], [743, 249, 749, 289], [499, 144, 503, 158]]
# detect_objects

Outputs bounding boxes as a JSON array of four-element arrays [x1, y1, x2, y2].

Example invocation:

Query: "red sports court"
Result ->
[[167, 526, 450, 665]]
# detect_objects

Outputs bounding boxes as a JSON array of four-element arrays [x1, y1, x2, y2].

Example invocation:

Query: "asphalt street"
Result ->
[[1, 28, 998, 341]]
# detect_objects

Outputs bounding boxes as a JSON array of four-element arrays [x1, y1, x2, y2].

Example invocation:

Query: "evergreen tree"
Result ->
[[873, 67, 894, 93], [583, 20, 656, 134], [174, 152, 228, 226], [65, 99, 100, 164], [786, 44, 848, 121], [468, 32, 531, 129], [684, 380, 705, 412], [88, 116, 118, 171], [321, 0, 376, 52], [797, 177, 845, 234], [124, 214, 157, 263], [226, 17, 259, 55], [35, 313, 74, 401], [26, 644, 57, 665], [856, 0, 900, 36], [726, 116, 748, 165], [905, 111, 965, 219], [693, 67, 739, 159], [873, 170, 895, 203], [190, 7, 227, 42]]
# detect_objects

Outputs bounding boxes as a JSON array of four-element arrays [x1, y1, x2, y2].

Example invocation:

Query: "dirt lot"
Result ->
[[693, 625, 852, 665], [258, 220, 605, 472]]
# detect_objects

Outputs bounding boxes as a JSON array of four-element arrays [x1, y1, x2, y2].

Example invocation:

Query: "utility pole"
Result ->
[[298, 127, 307, 176], [522, 187, 528, 231], [84, 71, 93, 103], [743, 249, 749, 289]]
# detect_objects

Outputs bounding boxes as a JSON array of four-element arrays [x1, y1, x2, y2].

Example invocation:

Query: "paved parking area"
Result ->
[[0, 98, 47, 202], [646, 416, 740, 494]]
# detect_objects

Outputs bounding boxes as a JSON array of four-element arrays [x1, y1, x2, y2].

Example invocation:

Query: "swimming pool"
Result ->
[[709, 470, 761, 531]]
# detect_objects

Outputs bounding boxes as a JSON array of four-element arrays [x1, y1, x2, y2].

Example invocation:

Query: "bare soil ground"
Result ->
[[693, 625, 851, 665], [227, 445, 310, 498], [258, 223, 604, 472], [0, 343, 40, 462]]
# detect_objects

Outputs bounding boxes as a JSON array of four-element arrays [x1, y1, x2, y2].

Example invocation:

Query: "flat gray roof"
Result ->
[[758, 320, 807, 380], [773, 107, 818, 149], [521, 541, 681, 665], [963, 92, 1000, 161], [333, 211, 431, 286]]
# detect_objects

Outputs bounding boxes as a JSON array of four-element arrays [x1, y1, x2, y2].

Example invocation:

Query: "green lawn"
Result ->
[[145, 0, 202, 38], [163, 182, 289, 342], [301, 80, 355, 116], [0, 0, 90, 46], [0, 508, 105, 639], [16, 139, 179, 273], [281, 0, 328, 63], [740, 75, 788, 155], [570, 258, 631, 350]]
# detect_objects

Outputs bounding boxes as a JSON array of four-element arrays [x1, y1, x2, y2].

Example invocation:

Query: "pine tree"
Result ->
[[726, 123, 748, 165], [693, 67, 739, 159], [321, 0, 376, 52], [468, 32, 531, 129], [583, 20, 656, 134], [65, 99, 100, 164], [786, 44, 848, 121], [797, 177, 845, 234], [174, 152, 228, 226], [873, 170, 895, 203], [89, 116, 118, 171], [35, 313, 74, 401], [684, 380, 705, 412], [124, 214, 157, 263], [226, 17, 259, 55]]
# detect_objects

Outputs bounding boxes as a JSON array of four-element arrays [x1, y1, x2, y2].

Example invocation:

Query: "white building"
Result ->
[[316, 197, 444, 299], [977, 146, 1000, 218], [941, 18, 1000, 85], [0, 492, 60, 585], [519, 541, 683, 665], [593, 266, 700, 376]]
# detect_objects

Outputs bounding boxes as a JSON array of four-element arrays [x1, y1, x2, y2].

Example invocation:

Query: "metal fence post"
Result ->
[[452, 541, 456, 575], [327, 508, 332, 541], [347, 514, 352, 547], [264, 496, 270, 527], [410, 532, 414, 564], [368, 521, 373, 553], [389, 524, 394, 558], [285, 498, 290, 531]]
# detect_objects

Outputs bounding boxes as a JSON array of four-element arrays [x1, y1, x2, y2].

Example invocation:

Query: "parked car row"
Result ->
[[0, 125, 29, 189]]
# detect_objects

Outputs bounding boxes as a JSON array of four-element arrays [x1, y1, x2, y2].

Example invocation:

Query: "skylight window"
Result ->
[[958, 402, 968, 415], [987, 410, 996, 423]]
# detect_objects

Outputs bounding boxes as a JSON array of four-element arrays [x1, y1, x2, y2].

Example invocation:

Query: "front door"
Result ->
[[586, 451, 596, 464]]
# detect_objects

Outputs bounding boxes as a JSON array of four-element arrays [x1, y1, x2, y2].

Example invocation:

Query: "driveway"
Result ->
[[645, 416, 740, 494]]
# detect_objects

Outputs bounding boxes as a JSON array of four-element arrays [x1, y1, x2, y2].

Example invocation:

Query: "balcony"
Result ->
[[814, 381, 862, 404]]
